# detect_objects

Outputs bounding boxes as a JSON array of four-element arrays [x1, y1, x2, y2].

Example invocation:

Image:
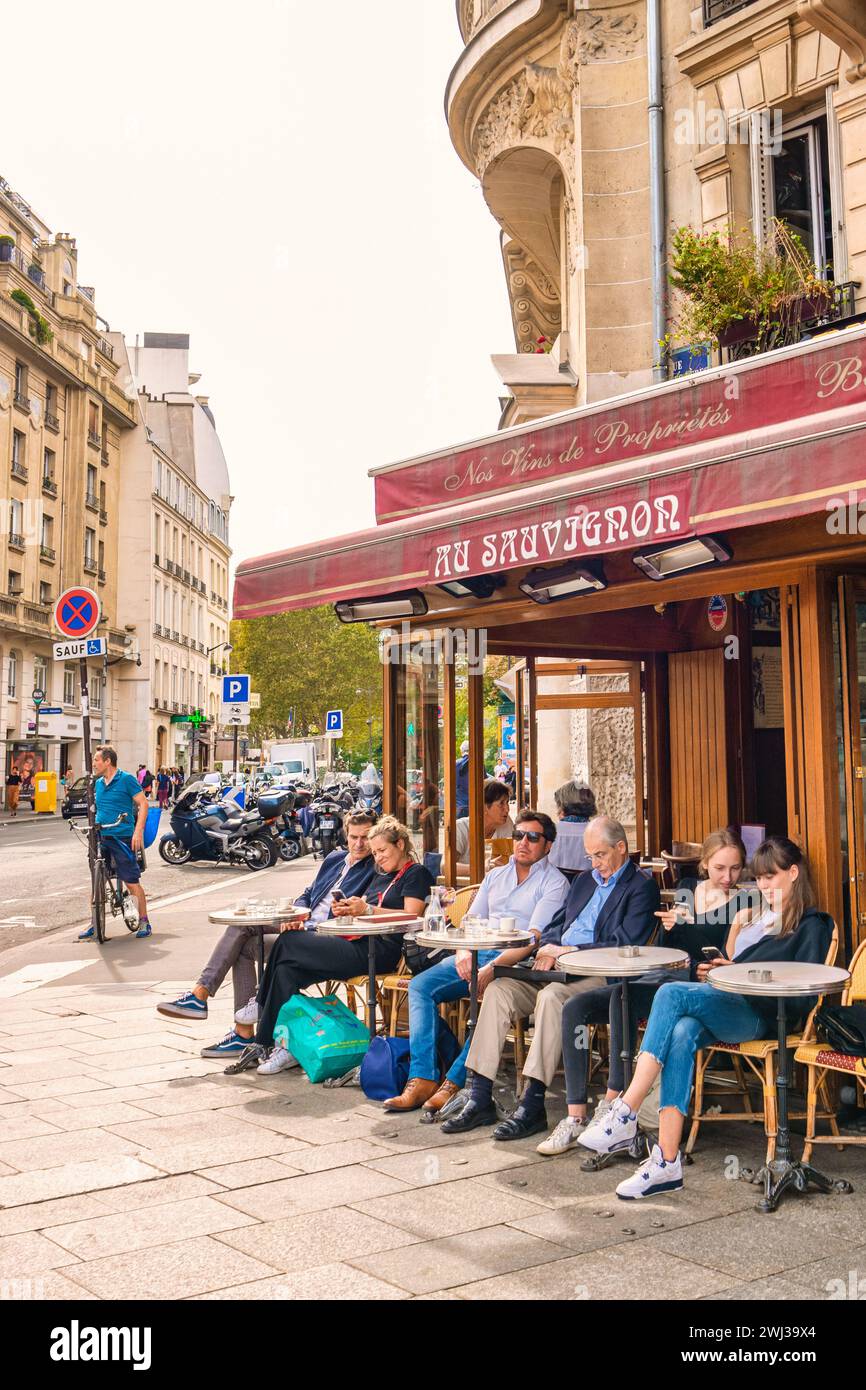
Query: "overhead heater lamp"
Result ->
[[334, 589, 428, 623], [437, 574, 506, 600], [518, 560, 607, 604], [631, 534, 732, 581]]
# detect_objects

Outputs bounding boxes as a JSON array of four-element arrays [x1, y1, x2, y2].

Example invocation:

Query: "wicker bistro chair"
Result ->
[[379, 884, 481, 1037], [796, 939, 866, 1164], [686, 924, 839, 1164]]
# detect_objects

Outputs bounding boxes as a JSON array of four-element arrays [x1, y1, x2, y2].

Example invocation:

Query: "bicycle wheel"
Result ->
[[91, 859, 108, 944]]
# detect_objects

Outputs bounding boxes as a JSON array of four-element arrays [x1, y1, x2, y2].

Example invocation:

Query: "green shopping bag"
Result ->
[[273, 993, 370, 1083]]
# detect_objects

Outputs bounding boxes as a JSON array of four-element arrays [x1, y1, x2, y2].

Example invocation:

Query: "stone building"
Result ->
[[113, 333, 232, 776], [0, 176, 137, 789], [449, 0, 866, 413], [448, 0, 866, 832]]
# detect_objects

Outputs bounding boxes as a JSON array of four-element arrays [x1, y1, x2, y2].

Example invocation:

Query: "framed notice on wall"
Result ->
[[752, 647, 784, 729]]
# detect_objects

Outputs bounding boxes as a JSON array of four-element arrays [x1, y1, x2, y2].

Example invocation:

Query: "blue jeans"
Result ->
[[407, 953, 495, 1086], [640, 981, 766, 1117]]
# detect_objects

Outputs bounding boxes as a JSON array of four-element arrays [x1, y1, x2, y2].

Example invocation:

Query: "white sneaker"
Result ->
[[235, 995, 259, 1026], [256, 1045, 299, 1075], [616, 1143, 683, 1200], [591, 1096, 614, 1126], [536, 1115, 587, 1156], [577, 1096, 638, 1154]]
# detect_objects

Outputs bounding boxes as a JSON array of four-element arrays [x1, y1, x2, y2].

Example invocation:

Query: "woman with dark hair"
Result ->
[[540, 828, 753, 1156], [578, 837, 834, 1198], [548, 780, 597, 875]]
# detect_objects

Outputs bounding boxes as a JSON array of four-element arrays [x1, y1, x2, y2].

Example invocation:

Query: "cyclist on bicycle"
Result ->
[[78, 745, 154, 941]]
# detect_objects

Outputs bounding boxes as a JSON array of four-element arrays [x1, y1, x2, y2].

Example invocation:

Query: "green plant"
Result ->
[[668, 220, 832, 351], [10, 288, 53, 345]]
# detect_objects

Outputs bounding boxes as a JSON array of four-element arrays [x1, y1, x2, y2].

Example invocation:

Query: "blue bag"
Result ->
[[143, 805, 162, 849], [360, 1019, 461, 1101], [360, 1036, 410, 1100]]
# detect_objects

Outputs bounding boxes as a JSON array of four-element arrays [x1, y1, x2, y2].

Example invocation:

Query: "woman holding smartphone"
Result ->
[[541, 829, 752, 1156], [578, 837, 834, 1198]]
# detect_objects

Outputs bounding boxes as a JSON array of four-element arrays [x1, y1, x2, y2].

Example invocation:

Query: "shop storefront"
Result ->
[[235, 327, 866, 956]]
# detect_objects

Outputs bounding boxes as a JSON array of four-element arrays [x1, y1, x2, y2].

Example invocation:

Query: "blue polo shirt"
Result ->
[[561, 861, 630, 947], [95, 770, 142, 839]]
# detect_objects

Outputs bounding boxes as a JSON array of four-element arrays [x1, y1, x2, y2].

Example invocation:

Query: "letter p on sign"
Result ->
[[222, 674, 250, 704]]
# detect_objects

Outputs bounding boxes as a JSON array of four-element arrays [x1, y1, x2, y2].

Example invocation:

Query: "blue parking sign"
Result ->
[[222, 674, 250, 704], [326, 709, 343, 735]]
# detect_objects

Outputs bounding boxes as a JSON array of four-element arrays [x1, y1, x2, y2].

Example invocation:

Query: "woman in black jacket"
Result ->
[[578, 837, 833, 1199]]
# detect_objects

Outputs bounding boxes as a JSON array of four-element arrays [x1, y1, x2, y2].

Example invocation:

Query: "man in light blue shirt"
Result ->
[[384, 810, 569, 1114]]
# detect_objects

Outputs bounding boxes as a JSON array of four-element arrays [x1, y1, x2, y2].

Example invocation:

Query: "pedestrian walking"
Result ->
[[141, 767, 155, 799], [157, 767, 171, 809], [5, 767, 21, 817]]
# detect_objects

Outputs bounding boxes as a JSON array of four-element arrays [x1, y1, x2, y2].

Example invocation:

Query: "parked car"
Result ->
[[61, 775, 90, 819]]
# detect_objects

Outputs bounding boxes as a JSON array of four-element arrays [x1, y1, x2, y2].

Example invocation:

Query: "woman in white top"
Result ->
[[547, 780, 596, 874]]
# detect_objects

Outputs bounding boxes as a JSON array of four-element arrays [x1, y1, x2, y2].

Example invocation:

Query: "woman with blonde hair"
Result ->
[[579, 837, 834, 1197], [228, 816, 434, 1076]]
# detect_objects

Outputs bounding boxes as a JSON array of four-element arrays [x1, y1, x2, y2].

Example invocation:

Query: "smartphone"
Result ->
[[331, 889, 345, 902], [701, 946, 725, 961]]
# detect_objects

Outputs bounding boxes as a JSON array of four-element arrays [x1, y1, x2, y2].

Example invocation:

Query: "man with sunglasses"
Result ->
[[443, 815, 659, 1137], [383, 810, 569, 1114]]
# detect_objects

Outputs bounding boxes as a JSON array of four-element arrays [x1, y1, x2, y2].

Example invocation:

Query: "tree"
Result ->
[[230, 607, 382, 766]]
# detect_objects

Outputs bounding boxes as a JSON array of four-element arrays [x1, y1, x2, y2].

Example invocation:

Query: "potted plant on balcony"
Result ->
[[10, 289, 53, 346], [668, 219, 833, 360], [0, 234, 14, 263]]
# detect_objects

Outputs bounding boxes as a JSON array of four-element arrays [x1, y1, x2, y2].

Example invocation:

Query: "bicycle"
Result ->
[[70, 812, 145, 943]]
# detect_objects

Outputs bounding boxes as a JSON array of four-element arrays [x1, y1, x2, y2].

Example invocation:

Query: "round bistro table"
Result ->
[[709, 960, 853, 1212], [316, 917, 422, 1038], [559, 944, 690, 1170], [208, 906, 308, 991], [414, 928, 532, 1041]]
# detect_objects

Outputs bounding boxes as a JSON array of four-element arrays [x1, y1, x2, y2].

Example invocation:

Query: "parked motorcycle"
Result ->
[[308, 781, 352, 858], [158, 782, 290, 870], [357, 763, 383, 816]]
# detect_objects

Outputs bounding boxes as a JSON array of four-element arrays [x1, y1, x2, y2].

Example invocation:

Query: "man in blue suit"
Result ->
[[443, 816, 659, 1138], [156, 811, 377, 1057]]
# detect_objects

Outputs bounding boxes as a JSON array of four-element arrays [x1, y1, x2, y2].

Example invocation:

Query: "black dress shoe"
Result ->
[[493, 1108, 548, 1141], [441, 1098, 498, 1134]]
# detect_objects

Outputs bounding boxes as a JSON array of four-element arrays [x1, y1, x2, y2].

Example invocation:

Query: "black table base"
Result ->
[[741, 993, 853, 1213]]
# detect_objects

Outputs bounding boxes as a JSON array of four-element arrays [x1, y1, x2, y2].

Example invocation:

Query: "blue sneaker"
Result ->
[[200, 1030, 249, 1059], [157, 990, 208, 1019], [136, 921, 153, 939], [77, 925, 96, 941]]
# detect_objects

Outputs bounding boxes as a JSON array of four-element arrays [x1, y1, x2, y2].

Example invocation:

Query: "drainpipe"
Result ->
[[648, 0, 667, 382]]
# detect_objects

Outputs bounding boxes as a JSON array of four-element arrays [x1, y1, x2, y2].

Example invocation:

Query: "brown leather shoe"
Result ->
[[383, 1077, 440, 1112], [422, 1079, 461, 1113]]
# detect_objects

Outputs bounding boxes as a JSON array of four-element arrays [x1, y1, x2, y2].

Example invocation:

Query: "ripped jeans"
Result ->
[[639, 981, 767, 1116]]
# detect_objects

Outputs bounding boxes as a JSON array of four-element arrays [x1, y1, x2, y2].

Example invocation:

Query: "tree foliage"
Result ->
[[230, 607, 382, 765]]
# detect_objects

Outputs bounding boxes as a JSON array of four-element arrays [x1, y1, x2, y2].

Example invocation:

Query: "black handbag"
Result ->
[[402, 937, 448, 976], [815, 1002, 866, 1057]]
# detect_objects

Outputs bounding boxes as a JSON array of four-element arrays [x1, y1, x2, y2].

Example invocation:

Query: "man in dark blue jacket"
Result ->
[[444, 816, 659, 1138], [156, 811, 377, 1058]]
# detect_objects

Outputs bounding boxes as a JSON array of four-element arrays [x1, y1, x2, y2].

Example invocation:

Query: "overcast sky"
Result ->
[[3, 0, 513, 570]]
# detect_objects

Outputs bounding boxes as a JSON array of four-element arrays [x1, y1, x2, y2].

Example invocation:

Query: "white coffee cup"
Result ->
[[499, 916, 516, 934]]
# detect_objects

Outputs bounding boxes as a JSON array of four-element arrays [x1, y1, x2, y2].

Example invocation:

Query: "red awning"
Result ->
[[234, 330, 866, 620]]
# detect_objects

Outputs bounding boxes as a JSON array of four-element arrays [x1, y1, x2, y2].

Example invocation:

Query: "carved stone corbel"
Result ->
[[798, 0, 866, 82]]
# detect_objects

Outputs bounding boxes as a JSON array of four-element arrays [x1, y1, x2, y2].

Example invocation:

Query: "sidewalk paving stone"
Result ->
[[0, 1230, 82, 1277], [191, 1262, 409, 1301], [363, 1138, 535, 1187], [216, 1206, 421, 1269], [93, 1174, 222, 1211], [452, 1241, 740, 1301], [632, 1209, 859, 1281], [214, 1165, 412, 1220], [0, 1157, 167, 1207], [284, 1139, 397, 1174], [0, 1128, 143, 1173], [351, 1175, 550, 1241], [59, 1234, 280, 1301], [196, 1158, 307, 1189], [349, 1224, 568, 1295], [0, 1195, 116, 1237], [5, 1076, 114, 1101], [45, 1195, 260, 1261]]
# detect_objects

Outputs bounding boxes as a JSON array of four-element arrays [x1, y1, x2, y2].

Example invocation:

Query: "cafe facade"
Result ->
[[236, 323, 866, 959]]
